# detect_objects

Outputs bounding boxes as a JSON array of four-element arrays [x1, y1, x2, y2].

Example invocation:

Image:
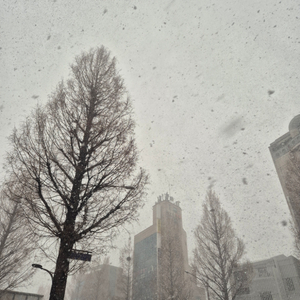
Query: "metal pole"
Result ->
[[126, 257, 131, 300]]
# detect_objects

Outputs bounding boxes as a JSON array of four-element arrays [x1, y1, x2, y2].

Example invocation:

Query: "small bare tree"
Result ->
[[193, 190, 248, 300], [118, 237, 133, 300], [0, 186, 36, 294], [6, 46, 148, 300]]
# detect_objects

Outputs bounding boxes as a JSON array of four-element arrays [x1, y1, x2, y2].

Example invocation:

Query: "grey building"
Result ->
[[269, 115, 300, 229], [235, 255, 300, 300], [71, 264, 123, 300], [132, 193, 205, 300], [0, 290, 43, 300]]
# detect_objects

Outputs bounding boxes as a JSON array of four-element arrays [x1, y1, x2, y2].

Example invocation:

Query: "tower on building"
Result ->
[[269, 115, 300, 229], [132, 193, 203, 300]]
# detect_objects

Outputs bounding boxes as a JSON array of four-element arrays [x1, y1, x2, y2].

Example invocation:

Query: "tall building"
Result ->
[[234, 255, 300, 300], [132, 193, 204, 300], [269, 115, 300, 229]]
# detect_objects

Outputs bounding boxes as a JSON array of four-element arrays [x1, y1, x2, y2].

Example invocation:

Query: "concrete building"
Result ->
[[0, 290, 43, 300], [132, 193, 204, 300], [269, 115, 300, 229], [71, 264, 123, 300], [234, 255, 300, 300]]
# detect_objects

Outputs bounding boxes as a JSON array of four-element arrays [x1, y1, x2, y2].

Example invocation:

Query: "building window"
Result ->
[[234, 271, 248, 282], [257, 267, 270, 277], [285, 277, 295, 291], [260, 291, 273, 300]]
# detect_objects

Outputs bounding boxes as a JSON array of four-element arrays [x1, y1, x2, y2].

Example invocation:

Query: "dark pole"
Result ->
[[32, 264, 54, 282]]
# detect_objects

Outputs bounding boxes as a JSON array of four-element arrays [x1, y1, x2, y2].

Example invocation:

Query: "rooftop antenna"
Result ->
[[160, 169, 171, 198]]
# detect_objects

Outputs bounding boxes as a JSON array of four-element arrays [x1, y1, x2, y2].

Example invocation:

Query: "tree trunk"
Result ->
[[49, 211, 76, 300], [49, 236, 74, 300]]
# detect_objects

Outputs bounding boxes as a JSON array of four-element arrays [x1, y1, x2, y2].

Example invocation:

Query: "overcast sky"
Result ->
[[1, 0, 300, 294]]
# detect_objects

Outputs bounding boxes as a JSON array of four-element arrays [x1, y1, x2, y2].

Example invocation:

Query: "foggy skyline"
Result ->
[[1, 0, 299, 293]]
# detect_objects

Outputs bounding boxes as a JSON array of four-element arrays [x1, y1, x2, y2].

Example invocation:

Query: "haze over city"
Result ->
[[1, 0, 299, 294]]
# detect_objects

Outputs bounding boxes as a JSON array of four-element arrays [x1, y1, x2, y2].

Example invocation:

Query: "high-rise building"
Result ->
[[234, 255, 300, 300], [269, 115, 300, 229], [132, 193, 204, 300]]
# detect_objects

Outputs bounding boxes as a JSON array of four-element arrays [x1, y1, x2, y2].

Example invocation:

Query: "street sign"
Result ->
[[69, 250, 92, 262]]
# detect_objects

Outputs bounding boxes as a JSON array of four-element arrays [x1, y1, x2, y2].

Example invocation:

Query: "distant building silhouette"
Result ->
[[269, 115, 300, 229], [132, 193, 204, 300], [234, 255, 300, 300], [71, 264, 123, 300]]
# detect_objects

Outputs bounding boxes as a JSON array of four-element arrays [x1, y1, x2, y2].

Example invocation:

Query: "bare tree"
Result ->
[[0, 187, 36, 294], [118, 237, 133, 300], [159, 215, 192, 300], [193, 190, 248, 300], [6, 46, 148, 300]]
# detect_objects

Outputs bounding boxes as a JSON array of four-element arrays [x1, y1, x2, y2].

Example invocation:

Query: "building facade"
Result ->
[[0, 290, 43, 300], [235, 255, 300, 300], [132, 193, 204, 300], [269, 115, 300, 229]]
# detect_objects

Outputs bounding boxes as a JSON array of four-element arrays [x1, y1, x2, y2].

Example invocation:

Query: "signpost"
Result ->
[[69, 250, 92, 262]]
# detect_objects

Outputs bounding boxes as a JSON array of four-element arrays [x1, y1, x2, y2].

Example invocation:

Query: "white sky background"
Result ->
[[1, 0, 300, 294]]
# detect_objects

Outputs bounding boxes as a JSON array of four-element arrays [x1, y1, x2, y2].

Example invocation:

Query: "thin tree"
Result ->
[[6, 46, 148, 300], [0, 186, 36, 295], [193, 190, 249, 300], [118, 237, 133, 300]]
